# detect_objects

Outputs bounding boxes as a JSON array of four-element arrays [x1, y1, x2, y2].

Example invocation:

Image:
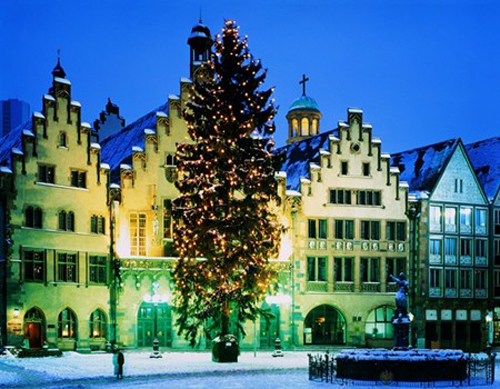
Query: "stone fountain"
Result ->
[[336, 273, 467, 382]]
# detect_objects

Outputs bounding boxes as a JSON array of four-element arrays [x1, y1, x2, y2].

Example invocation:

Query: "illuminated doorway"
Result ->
[[137, 302, 172, 347], [304, 305, 346, 345]]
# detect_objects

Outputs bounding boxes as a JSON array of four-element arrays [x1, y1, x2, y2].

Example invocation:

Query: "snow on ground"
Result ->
[[0, 350, 309, 387], [1, 351, 499, 388]]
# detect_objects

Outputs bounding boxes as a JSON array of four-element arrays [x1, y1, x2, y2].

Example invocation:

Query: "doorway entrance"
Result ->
[[23, 307, 45, 348], [304, 305, 346, 345], [260, 303, 280, 348], [137, 302, 172, 348]]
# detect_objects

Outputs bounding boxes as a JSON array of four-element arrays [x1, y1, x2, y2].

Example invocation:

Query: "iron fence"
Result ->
[[308, 351, 496, 386]]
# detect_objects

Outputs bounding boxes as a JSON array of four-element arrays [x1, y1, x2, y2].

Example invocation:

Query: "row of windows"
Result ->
[[307, 256, 406, 283], [430, 205, 488, 234], [23, 249, 107, 284], [24, 207, 105, 234], [25, 307, 107, 340], [308, 219, 406, 241], [429, 267, 487, 291], [329, 189, 381, 206], [430, 237, 488, 260], [38, 164, 87, 188]]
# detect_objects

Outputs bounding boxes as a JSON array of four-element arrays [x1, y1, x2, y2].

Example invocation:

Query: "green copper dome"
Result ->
[[288, 95, 320, 112]]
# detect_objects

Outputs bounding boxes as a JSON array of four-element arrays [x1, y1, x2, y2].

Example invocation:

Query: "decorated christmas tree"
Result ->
[[173, 20, 282, 361]]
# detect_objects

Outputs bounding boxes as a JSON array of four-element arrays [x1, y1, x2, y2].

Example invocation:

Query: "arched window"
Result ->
[[90, 309, 107, 338], [34, 208, 43, 228], [58, 211, 67, 231], [312, 119, 318, 135], [58, 308, 77, 339], [365, 306, 394, 339], [292, 119, 299, 137], [25, 206, 34, 227], [301, 118, 309, 136], [59, 132, 67, 147], [67, 212, 75, 232]]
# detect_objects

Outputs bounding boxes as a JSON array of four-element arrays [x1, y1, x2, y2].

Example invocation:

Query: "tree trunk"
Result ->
[[221, 301, 229, 336]]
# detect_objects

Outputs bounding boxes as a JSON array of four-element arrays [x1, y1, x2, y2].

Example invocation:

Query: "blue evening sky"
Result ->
[[1, 0, 499, 151]]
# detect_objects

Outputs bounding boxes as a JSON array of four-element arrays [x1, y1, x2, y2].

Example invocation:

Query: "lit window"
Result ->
[[57, 253, 77, 282], [90, 309, 107, 339], [366, 306, 394, 339], [23, 249, 45, 282], [130, 213, 147, 256], [301, 118, 309, 136], [58, 309, 77, 339], [163, 200, 173, 239]]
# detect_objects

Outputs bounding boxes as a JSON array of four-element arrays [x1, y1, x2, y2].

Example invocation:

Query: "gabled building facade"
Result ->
[[465, 136, 500, 345], [277, 98, 409, 348], [392, 140, 490, 351]]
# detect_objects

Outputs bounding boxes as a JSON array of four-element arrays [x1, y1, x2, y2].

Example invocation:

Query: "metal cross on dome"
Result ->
[[299, 74, 309, 96]]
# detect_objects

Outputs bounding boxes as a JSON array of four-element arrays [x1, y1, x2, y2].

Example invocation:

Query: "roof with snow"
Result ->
[[0, 119, 32, 170], [100, 101, 169, 183], [465, 136, 500, 201], [288, 95, 320, 113], [276, 130, 337, 191], [391, 139, 459, 193]]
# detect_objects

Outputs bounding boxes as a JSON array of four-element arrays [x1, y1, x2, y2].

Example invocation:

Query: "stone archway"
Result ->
[[24, 307, 45, 349], [304, 305, 346, 345]]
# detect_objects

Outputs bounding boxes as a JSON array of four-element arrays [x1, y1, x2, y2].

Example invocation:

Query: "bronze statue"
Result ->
[[390, 272, 409, 318]]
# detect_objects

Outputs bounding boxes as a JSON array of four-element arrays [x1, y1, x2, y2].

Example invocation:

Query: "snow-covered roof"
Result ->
[[0, 166, 12, 174], [43, 94, 55, 101], [54, 77, 71, 85], [100, 101, 169, 184], [465, 136, 500, 201], [81, 122, 91, 129], [180, 77, 192, 83], [391, 138, 458, 193], [276, 129, 337, 191], [100, 163, 110, 170], [71, 101, 81, 107], [132, 146, 143, 152], [23, 130, 35, 137], [33, 111, 45, 119], [156, 111, 168, 118], [348, 108, 363, 114], [0, 119, 32, 169], [90, 143, 101, 150], [169, 94, 180, 100]]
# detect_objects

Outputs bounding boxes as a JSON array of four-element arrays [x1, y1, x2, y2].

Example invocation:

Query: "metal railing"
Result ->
[[308, 351, 496, 386]]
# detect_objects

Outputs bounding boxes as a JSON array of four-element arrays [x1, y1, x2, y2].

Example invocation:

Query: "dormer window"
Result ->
[[59, 132, 67, 147]]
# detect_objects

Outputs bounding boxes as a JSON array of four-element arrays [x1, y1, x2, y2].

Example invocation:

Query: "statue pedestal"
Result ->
[[392, 315, 410, 350]]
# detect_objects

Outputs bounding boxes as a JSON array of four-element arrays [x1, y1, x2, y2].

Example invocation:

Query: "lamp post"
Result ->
[[266, 292, 292, 357]]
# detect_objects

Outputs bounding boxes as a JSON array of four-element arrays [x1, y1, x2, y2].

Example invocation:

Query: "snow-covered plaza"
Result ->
[[0, 350, 499, 388]]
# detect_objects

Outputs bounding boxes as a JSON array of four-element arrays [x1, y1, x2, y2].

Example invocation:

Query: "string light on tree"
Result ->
[[172, 20, 283, 355]]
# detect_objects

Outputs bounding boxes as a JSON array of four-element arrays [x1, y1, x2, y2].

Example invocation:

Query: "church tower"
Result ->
[[286, 74, 322, 144], [187, 19, 212, 78]]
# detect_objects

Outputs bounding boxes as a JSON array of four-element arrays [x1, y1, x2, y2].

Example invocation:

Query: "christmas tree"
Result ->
[[173, 20, 282, 357]]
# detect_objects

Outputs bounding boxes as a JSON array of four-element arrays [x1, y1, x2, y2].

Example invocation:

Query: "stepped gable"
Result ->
[[0, 119, 33, 169], [276, 129, 337, 191], [100, 101, 169, 184], [391, 138, 459, 193], [465, 136, 500, 201]]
